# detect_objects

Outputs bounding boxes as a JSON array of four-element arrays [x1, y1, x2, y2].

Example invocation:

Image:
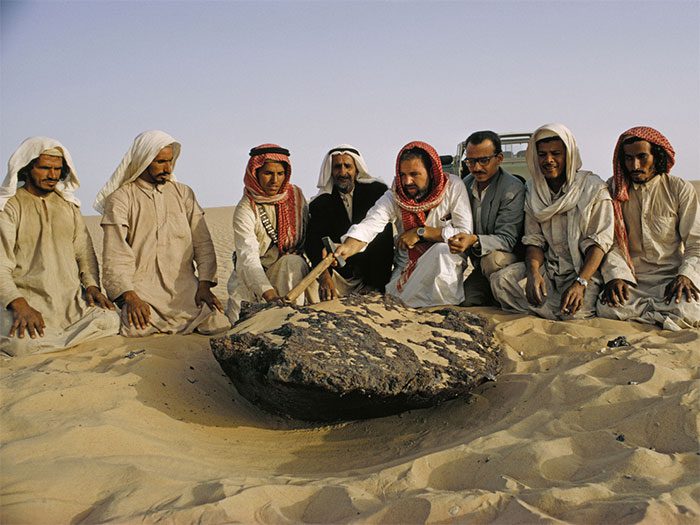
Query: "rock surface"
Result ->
[[210, 294, 501, 422]]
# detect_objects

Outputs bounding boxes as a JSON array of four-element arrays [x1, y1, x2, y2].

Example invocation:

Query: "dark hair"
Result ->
[[465, 130, 502, 154], [17, 156, 70, 182], [620, 136, 668, 175], [398, 147, 432, 172]]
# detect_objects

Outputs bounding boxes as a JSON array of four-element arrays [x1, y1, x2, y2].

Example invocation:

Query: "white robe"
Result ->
[[226, 194, 313, 324], [598, 175, 700, 329], [343, 174, 473, 307]]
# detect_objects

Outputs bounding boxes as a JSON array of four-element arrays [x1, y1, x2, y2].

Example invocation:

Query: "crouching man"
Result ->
[[334, 141, 473, 307], [491, 123, 614, 319]]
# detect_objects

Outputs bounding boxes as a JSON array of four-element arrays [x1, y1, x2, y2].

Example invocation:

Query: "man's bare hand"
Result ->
[[664, 275, 699, 304], [85, 286, 115, 310], [262, 289, 283, 304], [121, 291, 151, 329], [560, 281, 585, 316], [526, 271, 547, 307], [333, 237, 365, 265], [396, 228, 421, 251], [8, 297, 45, 338], [447, 233, 477, 254], [318, 270, 337, 302], [195, 281, 223, 312], [601, 279, 630, 306]]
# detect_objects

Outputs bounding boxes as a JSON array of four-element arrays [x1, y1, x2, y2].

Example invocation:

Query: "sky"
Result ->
[[1, 0, 699, 212]]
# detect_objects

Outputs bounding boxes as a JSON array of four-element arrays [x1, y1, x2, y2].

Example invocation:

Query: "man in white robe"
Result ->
[[334, 141, 473, 308], [491, 123, 614, 319], [226, 144, 312, 324], [598, 126, 700, 330], [0, 137, 119, 355], [95, 130, 229, 336]]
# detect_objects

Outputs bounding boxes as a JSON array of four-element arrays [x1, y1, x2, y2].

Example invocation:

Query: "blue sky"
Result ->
[[2, 0, 698, 211]]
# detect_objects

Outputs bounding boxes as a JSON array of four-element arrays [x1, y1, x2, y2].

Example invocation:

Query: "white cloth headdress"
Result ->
[[525, 123, 609, 269], [93, 130, 181, 213], [313, 144, 381, 198], [1, 137, 81, 211]]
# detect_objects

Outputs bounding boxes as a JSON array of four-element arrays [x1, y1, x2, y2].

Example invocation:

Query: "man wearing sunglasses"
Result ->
[[447, 131, 525, 306]]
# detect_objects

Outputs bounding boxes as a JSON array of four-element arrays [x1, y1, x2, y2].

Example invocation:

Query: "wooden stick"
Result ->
[[285, 254, 335, 303]]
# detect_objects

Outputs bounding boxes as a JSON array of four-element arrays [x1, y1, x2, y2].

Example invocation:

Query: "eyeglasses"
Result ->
[[463, 154, 499, 167]]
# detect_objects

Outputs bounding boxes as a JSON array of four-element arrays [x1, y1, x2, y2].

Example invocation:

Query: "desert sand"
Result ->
[[1, 188, 699, 524]]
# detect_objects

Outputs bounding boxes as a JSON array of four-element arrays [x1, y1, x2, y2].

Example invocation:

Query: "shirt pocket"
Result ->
[[647, 211, 677, 243], [169, 213, 192, 242]]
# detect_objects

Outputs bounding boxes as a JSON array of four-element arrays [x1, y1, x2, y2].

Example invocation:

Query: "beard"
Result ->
[[333, 177, 355, 194]]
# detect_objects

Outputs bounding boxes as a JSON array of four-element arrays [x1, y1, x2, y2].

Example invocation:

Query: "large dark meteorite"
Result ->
[[210, 294, 501, 421]]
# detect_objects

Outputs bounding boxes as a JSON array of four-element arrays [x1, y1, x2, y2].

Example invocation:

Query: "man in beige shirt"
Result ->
[[598, 126, 700, 330], [491, 123, 614, 319], [95, 130, 229, 336], [0, 137, 119, 355]]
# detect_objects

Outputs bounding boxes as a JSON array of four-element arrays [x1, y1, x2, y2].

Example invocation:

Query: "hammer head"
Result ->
[[322, 236, 346, 268]]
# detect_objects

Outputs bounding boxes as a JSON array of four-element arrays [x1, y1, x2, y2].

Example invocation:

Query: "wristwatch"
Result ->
[[575, 276, 588, 288], [472, 237, 481, 256], [416, 227, 426, 240]]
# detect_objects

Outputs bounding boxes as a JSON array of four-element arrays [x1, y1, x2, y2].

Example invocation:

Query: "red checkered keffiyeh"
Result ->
[[610, 127, 675, 273], [244, 144, 304, 255], [393, 141, 448, 292]]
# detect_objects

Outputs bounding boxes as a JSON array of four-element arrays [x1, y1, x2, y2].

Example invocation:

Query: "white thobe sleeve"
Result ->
[[601, 242, 637, 285], [72, 208, 100, 290], [441, 176, 473, 240], [521, 209, 547, 248], [101, 192, 137, 300], [579, 196, 614, 255], [343, 189, 396, 244], [233, 202, 274, 297], [0, 203, 22, 307], [677, 180, 700, 285], [186, 190, 218, 284]]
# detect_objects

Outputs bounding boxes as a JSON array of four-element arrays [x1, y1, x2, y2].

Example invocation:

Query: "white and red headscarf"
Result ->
[[610, 126, 676, 273], [244, 144, 305, 255], [393, 141, 448, 291]]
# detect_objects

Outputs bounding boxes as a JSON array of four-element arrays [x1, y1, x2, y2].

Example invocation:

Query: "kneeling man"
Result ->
[[598, 126, 700, 330], [491, 123, 614, 319], [95, 130, 229, 336], [1, 137, 119, 355], [226, 144, 313, 323], [334, 141, 473, 307], [306, 145, 393, 300]]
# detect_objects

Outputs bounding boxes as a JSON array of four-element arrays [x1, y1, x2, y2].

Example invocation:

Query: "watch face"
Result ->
[[417, 227, 426, 238]]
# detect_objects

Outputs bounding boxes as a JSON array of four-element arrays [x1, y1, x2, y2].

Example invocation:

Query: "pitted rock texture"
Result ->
[[211, 293, 501, 421]]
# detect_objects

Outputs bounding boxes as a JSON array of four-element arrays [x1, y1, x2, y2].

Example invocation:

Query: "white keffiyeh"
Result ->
[[524, 123, 609, 269], [93, 130, 181, 213], [1, 137, 80, 211], [313, 144, 381, 199]]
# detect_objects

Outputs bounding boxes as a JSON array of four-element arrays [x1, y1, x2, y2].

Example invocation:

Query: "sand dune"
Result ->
[[1, 196, 699, 524]]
